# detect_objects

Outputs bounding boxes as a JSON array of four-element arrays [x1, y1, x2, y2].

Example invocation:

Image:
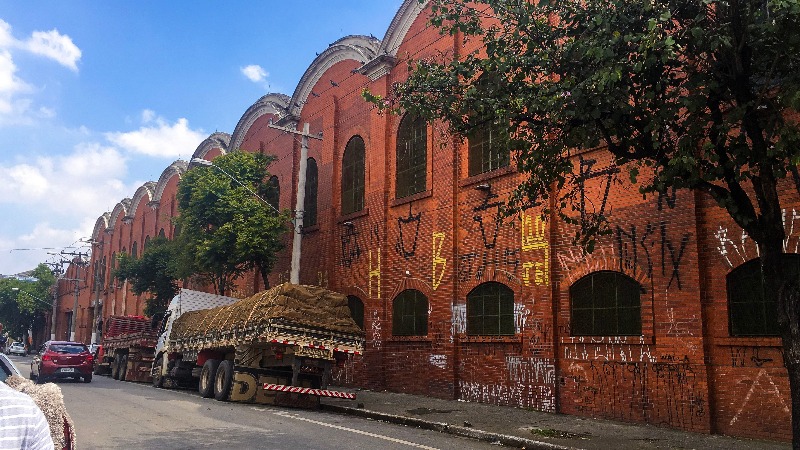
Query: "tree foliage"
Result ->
[[173, 151, 289, 295], [371, 0, 800, 444], [0, 264, 56, 339], [113, 236, 180, 319]]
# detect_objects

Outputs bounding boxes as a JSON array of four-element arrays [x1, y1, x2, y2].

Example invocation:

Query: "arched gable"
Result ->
[[152, 160, 189, 203], [191, 132, 231, 162], [229, 94, 291, 152], [107, 199, 132, 232], [128, 182, 156, 219], [380, 0, 428, 56], [92, 213, 110, 240], [289, 35, 380, 117]]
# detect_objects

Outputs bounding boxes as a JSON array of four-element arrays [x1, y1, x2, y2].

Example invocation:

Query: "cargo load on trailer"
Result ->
[[152, 283, 364, 406], [94, 315, 158, 382]]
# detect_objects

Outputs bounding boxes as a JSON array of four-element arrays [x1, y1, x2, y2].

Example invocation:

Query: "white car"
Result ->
[[7, 342, 26, 356]]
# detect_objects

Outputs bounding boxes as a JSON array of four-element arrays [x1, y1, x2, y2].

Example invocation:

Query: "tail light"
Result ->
[[42, 354, 52, 361], [85, 354, 94, 363]]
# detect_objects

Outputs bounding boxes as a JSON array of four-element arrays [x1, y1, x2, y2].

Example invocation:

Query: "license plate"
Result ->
[[60, 368, 75, 373]]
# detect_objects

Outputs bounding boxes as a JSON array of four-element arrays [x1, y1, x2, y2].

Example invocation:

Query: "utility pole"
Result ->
[[61, 251, 88, 341], [268, 122, 322, 284], [44, 261, 64, 340]]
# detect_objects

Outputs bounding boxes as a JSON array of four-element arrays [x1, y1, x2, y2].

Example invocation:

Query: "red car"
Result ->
[[30, 341, 93, 383]]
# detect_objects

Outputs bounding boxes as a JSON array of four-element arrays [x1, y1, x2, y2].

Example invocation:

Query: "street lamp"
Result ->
[[11, 287, 56, 341], [190, 158, 281, 215]]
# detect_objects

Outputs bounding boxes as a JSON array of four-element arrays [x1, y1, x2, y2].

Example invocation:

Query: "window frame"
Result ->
[[266, 175, 280, 211], [342, 136, 366, 215], [726, 256, 796, 337], [304, 158, 318, 227], [392, 289, 429, 336], [569, 270, 642, 337], [466, 282, 515, 336], [347, 295, 364, 330], [395, 113, 427, 199]]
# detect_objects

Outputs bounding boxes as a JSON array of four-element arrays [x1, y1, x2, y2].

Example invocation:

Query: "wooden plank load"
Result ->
[[168, 283, 364, 355]]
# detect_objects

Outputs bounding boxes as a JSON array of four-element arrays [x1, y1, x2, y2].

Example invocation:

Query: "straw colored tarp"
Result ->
[[169, 283, 364, 342]]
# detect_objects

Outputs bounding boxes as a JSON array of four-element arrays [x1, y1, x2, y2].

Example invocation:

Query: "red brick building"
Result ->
[[55, 0, 793, 441]]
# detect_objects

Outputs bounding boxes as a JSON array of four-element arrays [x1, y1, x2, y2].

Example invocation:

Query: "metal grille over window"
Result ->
[[396, 113, 427, 199], [342, 136, 365, 215], [392, 289, 428, 336], [726, 256, 797, 336], [304, 158, 318, 227], [467, 282, 515, 336], [570, 271, 642, 336]]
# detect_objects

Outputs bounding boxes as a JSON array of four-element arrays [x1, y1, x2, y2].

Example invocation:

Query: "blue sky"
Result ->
[[0, 1, 404, 275]]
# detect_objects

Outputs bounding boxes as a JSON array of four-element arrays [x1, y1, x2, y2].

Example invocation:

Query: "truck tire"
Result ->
[[152, 357, 164, 388], [119, 354, 128, 381], [111, 354, 121, 380], [214, 360, 233, 401], [199, 359, 220, 398]]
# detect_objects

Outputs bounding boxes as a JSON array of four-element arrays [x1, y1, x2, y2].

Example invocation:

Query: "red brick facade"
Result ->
[[56, 0, 792, 441]]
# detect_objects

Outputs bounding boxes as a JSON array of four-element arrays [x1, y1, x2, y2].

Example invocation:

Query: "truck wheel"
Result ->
[[214, 360, 233, 401], [119, 354, 128, 381], [111, 354, 121, 380], [152, 357, 164, 388], [199, 359, 220, 398]]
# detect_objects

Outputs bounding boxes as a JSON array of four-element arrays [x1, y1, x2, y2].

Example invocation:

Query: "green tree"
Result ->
[[0, 264, 56, 343], [113, 236, 180, 319], [372, 0, 800, 444], [174, 151, 289, 295]]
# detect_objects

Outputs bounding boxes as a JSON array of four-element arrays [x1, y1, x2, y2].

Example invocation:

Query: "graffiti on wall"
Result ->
[[576, 156, 619, 231], [459, 356, 556, 412], [458, 248, 520, 283], [371, 309, 382, 350], [432, 232, 447, 290], [521, 212, 549, 286], [561, 358, 706, 428], [369, 249, 381, 299], [340, 222, 363, 267], [396, 204, 421, 259], [715, 208, 800, 268], [729, 369, 789, 426]]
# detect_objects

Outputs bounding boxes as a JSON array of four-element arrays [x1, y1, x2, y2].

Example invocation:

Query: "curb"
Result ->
[[320, 403, 572, 450]]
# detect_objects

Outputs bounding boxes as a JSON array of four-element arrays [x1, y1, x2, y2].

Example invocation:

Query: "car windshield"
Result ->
[[49, 344, 87, 354], [10, 343, 22, 348]]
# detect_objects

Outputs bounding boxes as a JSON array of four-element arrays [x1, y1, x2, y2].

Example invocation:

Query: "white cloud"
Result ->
[[105, 112, 205, 158], [0, 142, 134, 274], [0, 49, 32, 117], [241, 64, 268, 83], [24, 29, 81, 71]]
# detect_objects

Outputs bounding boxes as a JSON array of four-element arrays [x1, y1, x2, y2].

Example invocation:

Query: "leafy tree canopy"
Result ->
[[174, 151, 289, 295], [0, 264, 56, 339], [114, 236, 180, 319]]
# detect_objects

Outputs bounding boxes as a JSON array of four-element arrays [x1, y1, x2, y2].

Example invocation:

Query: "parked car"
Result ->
[[30, 341, 93, 383], [8, 341, 26, 356], [0, 353, 22, 382]]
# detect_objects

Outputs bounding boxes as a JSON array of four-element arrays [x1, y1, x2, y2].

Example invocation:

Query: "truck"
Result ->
[[152, 283, 364, 407], [94, 315, 159, 382], [95, 289, 240, 382]]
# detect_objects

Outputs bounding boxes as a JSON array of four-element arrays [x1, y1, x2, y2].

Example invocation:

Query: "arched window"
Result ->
[[727, 256, 799, 336], [101, 256, 107, 290], [396, 113, 427, 199], [131, 242, 138, 259], [570, 271, 642, 336], [158, 228, 166, 238], [304, 158, 318, 227], [266, 175, 280, 211], [347, 295, 364, 330], [392, 289, 428, 336], [144, 235, 150, 252], [342, 136, 365, 215], [468, 73, 510, 176], [467, 282, 515, 336]]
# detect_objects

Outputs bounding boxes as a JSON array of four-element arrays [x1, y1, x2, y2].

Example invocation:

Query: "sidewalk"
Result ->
[[320, 388, 789, 449]]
